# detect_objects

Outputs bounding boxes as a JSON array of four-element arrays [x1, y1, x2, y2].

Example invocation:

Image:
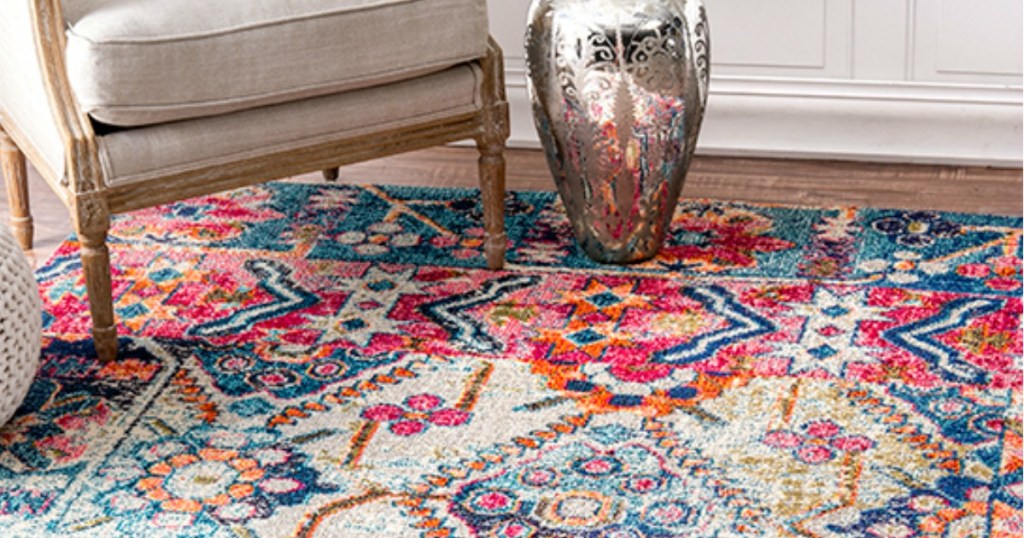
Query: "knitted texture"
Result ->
[[0, 224, 40, 425]]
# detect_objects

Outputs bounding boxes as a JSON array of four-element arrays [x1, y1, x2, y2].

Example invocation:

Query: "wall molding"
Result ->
[[502, 67, 1023, 167]]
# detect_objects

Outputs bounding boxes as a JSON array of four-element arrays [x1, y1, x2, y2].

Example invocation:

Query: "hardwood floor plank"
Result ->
[[2, 147, 1020, 266]]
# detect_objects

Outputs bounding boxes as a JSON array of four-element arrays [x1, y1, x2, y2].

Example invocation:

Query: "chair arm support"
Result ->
[[480, 36, 510, 143]]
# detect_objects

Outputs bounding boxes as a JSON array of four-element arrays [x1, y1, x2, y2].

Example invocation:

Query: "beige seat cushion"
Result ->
[[64, 0, 489, 127]]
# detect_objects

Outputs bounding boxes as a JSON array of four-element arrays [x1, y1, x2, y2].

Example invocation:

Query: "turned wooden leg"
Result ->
[[0, 129, 34, 250], [477, 138, 507, 270], [322, 167, 340, 181], [79, 228, 118, 362], [476, 37, 510, 270]]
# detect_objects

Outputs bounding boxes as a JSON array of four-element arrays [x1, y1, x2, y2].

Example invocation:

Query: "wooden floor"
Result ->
[[2, 146, 1021, 267]]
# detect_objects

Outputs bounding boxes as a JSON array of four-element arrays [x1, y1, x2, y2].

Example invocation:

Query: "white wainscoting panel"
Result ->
[[709, 0, 828, 68], [913, 0, 1024, 84], [707, 0, 854, 78]]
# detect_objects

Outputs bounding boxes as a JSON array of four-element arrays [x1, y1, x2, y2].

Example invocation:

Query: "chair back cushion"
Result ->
[[63, 0, 489, 127]]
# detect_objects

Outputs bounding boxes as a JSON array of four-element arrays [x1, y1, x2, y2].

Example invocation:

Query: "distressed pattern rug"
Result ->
[[2, 181, 1021, 537]]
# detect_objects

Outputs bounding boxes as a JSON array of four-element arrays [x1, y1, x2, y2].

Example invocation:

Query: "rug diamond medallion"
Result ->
[[2, 182, 1021, 537]]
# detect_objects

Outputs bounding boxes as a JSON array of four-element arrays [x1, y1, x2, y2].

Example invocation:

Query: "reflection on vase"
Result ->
[[526, 0, 710, 263]]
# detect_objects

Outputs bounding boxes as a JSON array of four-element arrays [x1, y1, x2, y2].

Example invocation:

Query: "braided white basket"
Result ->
[[0, 224, 41, 426]]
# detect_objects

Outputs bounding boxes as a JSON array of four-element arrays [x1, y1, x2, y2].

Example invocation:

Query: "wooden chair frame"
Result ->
[[0, 0, 509, 362]]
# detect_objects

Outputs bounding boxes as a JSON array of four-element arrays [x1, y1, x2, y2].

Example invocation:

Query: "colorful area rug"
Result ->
[[2, 181, 1021, 537]]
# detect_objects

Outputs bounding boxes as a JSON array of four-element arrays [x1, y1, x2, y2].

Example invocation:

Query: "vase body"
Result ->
[[526, 0, 710, 263]]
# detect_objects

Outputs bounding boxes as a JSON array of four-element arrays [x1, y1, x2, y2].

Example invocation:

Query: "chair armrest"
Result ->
[[28, 0, 105, 195]]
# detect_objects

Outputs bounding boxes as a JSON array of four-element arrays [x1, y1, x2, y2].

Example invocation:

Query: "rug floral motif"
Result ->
[[2, 181, 1021, 537]]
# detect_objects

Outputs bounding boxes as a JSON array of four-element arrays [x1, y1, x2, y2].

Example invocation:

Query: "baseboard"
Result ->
[[502, 68, 1023, 167]]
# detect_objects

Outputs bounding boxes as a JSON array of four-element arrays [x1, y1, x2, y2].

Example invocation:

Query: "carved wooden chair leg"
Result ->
[[476, 37, 509, 270], [322, 168, 340, 181], [78, 228, 118, 362], [0, 129, 34, 251], [477, 135, 507, 270]]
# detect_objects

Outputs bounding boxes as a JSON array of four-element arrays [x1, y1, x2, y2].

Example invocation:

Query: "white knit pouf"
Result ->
[[0, 224, 41, 426]]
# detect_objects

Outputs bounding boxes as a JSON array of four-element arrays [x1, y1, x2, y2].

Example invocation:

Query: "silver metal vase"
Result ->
[[526, 0, 710, 263]]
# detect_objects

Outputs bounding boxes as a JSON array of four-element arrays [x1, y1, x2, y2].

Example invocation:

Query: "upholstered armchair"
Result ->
[[0, 0, 510, 362]]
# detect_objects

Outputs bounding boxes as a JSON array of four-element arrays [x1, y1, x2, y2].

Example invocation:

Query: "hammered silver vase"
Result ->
[[526, 0, 710, 263]]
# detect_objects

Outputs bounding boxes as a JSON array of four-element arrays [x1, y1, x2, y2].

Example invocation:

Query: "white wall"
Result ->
[[487, 0, 1023, 166]]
